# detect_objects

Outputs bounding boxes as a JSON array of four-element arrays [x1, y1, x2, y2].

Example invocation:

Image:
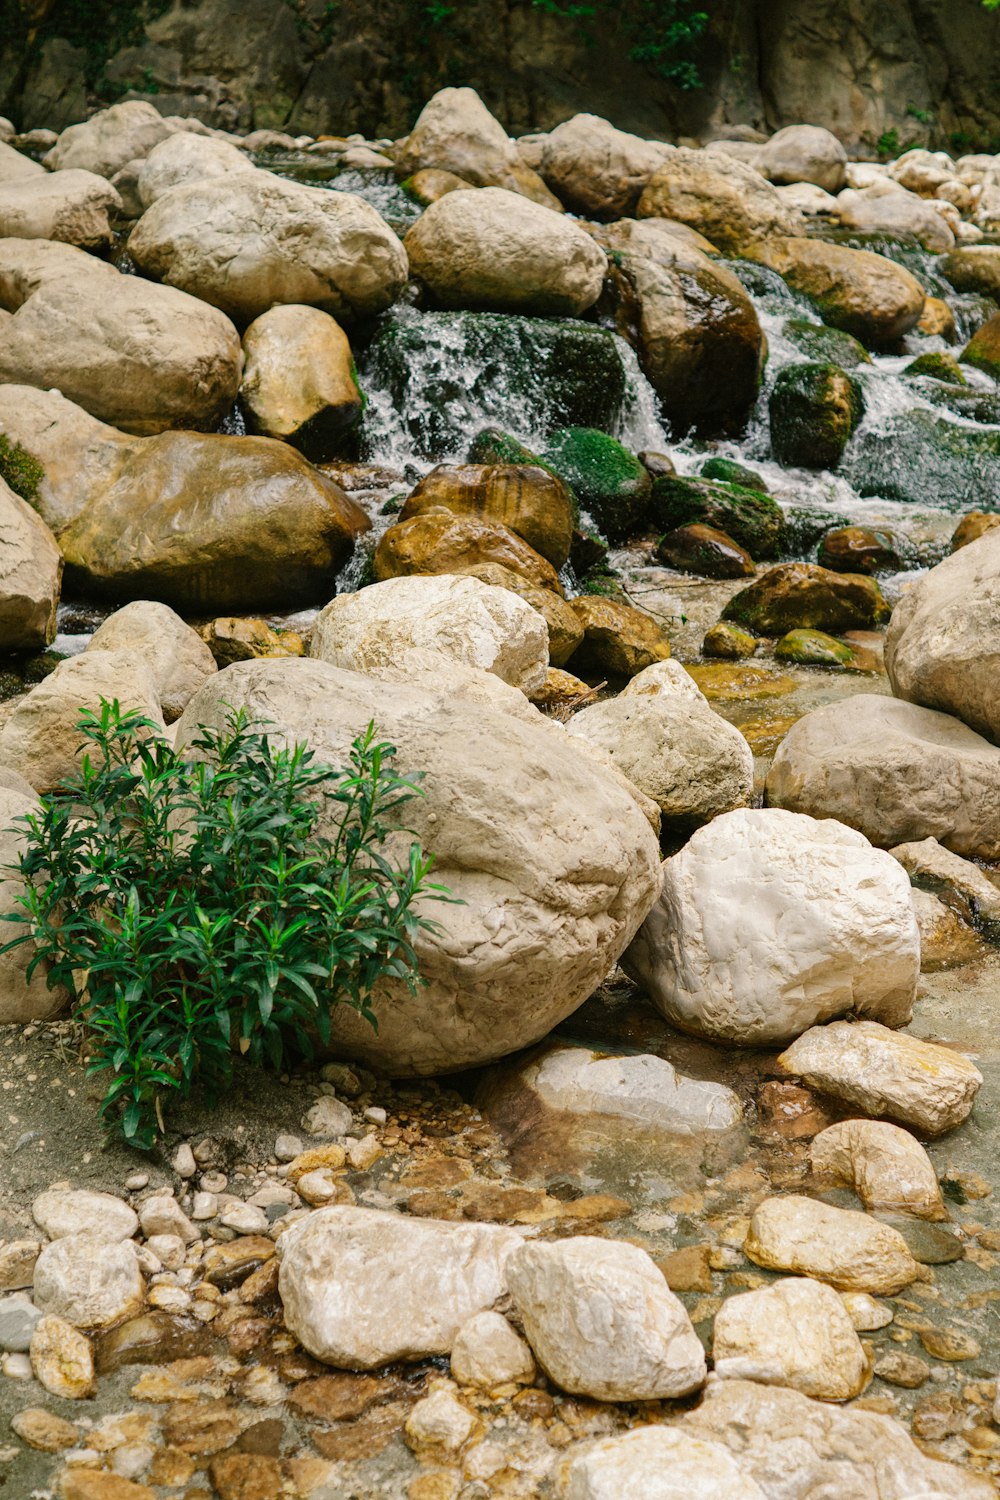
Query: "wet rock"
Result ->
[[891, 836, 1000, 936], [777, 1019, 982, 1135], [568, 595, 672, 678], [760, 124, 848, 192], [540, 427, 650, 543], [810, 1120, 946, 1219], [722, 563, 888, 635], [450, 1312, 535, 1389], [744, 1195, 919, 1294], [201, 618, 304, 667], [130, 173, 407, 324], [766, 694, 1000, 859], [404, 1382, 478, 1455], [32, 1188, 138, 1243], [537, 113, 671, 217], [887, 1218, 964, 1264], [0, 168, 121, 249], [650, 475, 784, 560], [942, 244, 1000, 300], [962, 311, 1000, 379], [30, 1313, 94, 1398], [875, 1350, 930, 1387], [769, 362, 864, 469], [136, 131, 255, 208], [637, 147, 799, 255], [783, 318, 872, 369], [912, 886, 990, 969], [950, 510, 1000, 551], [885, 527, 1000, 743], [745, 238, 925, 347], [277, 1205, 519, 1367], [623, 807, 918, 1046], [817, 525, 901, 574], [206, 1453, 282, 1500], [563, 1424, 766, 1500], [655, 524, 755, 579], [240, 304, 362, 454], [87, 602, 217, 723], [396, 87, 556, 206], [33, 1233, 145, 1330], [400, 462, 574, 569], [310, 573, 548, 693], [374, 509, 561, 593], [702, 622, 757, 660], [713, 1275, 867, 1400], [844, 404, 1000, 508], [774, 628, 865, 669], [918, 295, 958, 340], [506, 1236, 706, 1400], [202, 1236, 275, 1288]]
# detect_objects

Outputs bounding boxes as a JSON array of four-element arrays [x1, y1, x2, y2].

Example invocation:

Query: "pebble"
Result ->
[[139, 1195, 199, 1243], [219, 1204, 269, 1235], [365, 1107, 388, 1125], [125, 1174, 149, 1192], [274, 1134, 303, 1162], [303, 1096, 353, 1137], [0, 1240, 39, 1292], [11, 1407, 79, 1451], [296, 1169, 340, 1205], [918, 1325, 981, 1360], [2, 1352, 32, 1378], [874, 1350, 931, 1387], [841, 1292, 894, 1331], [145, 1234, 186, 1270], [405, 1382, 479, 1455], [347, 1134, 383, 1171], [173, 1144, 197, 1179], [200, 1172, 228, 1194], [0, 1292, 42, 1351], [191, 1192, 218, 1221], [147, 1286, 192, 1313]]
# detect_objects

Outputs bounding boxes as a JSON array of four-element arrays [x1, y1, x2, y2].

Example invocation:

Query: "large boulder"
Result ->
[[240, 304, 362, 455], [58, 431, 368, 612], [32, 1235, 144, 1331], [712, 1276, 867, 1400], [540, 427, 650, 543], [637, 148, 801, 254], [0, 476, 62, 650], [836, 184, 955, 253], [721, 564, 888, 635], [137, 131, 256, 208], [768, 361, 864, 469], [622, 808, 920, 1046], [537, 114, 672, 218], [43, 101, 173, 178], [399, 463, 574, 569], [0, 239, 241, 435], [942, 244, 1000, 300], [568, 595, 672, 679], [759, 124, 848, 194], [174, 658, 662, 1074], [765, 694, 1000, 859], [309, 574, 549, 693], [0, 384, 131, 534], [404, 188, 606, 318], [884, 529, 1000, 743], [0, 142, 44, 183], [744, 238, 925, 347], [0, 784, 70, 1023], [650, 474, 784, 559], [87, 601, 217, 722], [395, 88, 557, 207], [373, 509, 562, 593], [0, 169, 121, 249], [276, 1205, 520, 1367], [129, 173, 408, 324]]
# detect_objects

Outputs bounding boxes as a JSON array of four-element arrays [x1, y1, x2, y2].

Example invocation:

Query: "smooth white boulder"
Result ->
[[760, 124, 848, 193], [137, 131, 256, 207], [809, 1119, 946, 1219], [32, 1234, 144, 1329], [87, 600, 217, 722], [564, 1425, 766, 1500], [44, 101, 174, 177], [396, 87, 557, 206], [744, 1196, 919, 1295], [538, 113, 672, 217], [622, 807, 920, 1045], [0, 141, 44, 182], [31, 1189, 138, 1244], [712, 1276, 867, 1400], [240, 303, 361, 449]]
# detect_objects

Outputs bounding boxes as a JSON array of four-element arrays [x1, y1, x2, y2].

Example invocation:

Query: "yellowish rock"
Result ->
[[30, 1314, 95, 1399], [744, 1195, 919, 1294]]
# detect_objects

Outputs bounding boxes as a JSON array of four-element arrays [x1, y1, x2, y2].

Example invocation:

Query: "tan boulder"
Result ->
[[365, 647, 544, 726], [33, 1234, 144, 1330], [0, 383, 131, 534], [200, 616, 304, 666], [374, 508, 562, 592], [837, 184, 955, 253], [450, 1312, 535, 1389], [461, 563, 583, 667], [395, 87, 558, 208], [400, 463, 573, 570], [44, 101, 173, 177], [950, 510, 1000, 551], [565, 1426, 766, 1500], [240, 304, 362, 453], [759, 124, 848, 193], [744, 238, 925, 347], [0, 141, 44, 182], [0, 784, 70, 1023], [712, 1276, 867, 1400], [538, 114, 672, 217], [137, 130, 255, 208], [0, 475, 61, 650], [0, 169, 121, 249], [810, 1119, 946, 1219], [568, 595, 672, 678], [87, 600, 217, 722], [744, 1195, 919, 1294], [637, 147, 800, 254]]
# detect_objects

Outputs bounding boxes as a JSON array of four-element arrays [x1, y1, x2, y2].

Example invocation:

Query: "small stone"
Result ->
[[145, 1235, 185, 1270], [347, 1135, 383, 1171], [199, 1171, 228, 1194], [32, 1189, 138, 1244], [0, 1292, 42, 1351], [874, 1350, 931, 1387], [139, 1196, 199, 1243], [201, 1236, 274, 1288], [125, 1175, 149, 1192], [302, 1097, 353, 1137], [2, 1351, 32, 1378], [657, 1244, 714, 1294], [208, 1452, 283, 1500], [404, 1382, 478, 1456], [296, 1170, 340, 1206], [0, 1240, 40, 1291], [450, 1312, 535, 1389], [286, 1145, 348, 1180], [274, 1134, 303, 1162], [172, 1145, 197, 1179], [841, 1292, 893, 1331], [219, 1205, 269, 1235], [11, 1406, 79, 1451], [111, 1443, 156, 1479], [918, 1325, 981, 1360], [191, 1193, 217, 1221], [365, 1108, 387, 1125], [59, 1473, 157, 1499], [911, 1390, 970, 1441], [319, 1063, 362, 1095], [30, 1314, 95, 1398], [744, 1196, 919, 1294], [147, 1286, 192, 1313]]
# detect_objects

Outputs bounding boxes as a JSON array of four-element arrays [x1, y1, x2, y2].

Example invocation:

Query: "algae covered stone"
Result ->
[[769, 362, 864, 469], [540, 428, 650, 542], [650, 475, 784, 559], [774, 629, 861, 669], [723, 563, 889, 634]]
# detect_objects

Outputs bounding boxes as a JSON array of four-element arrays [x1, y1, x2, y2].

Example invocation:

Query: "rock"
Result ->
[[911, 888, 986, 971], [783, 318, 872, 369], [885, 529, 1000, 743], [565, 665, 753, 829], [29, 1313, 94, 1399], [240, 304, 362, 455], [277, 1205, 519, 1367], [44, 101, 173, 177], [138, 1195, 199, 1244], [891, 836, 1000, 936], [678, 1377, 990, 1498], [507, 1236, 705, 1400], [842, 1292, 893, 1331], [638, 148, 799, 254], [303, 1097, 353, 1137], [136, 131, 255, 208], [622, 808, 919, 1046], [538, 114, 671, 217], [58, 431, 368, 612], [703, 622, 757, 659], [0, 383, 129, 534], [310, 574, 548, 693], [655, 524, 755, 579], [817, 526, 900, 574], [875, 1350, 930, 1388], [87, 601, 217, 722], [650, 475, 784, 560], [275, 1134, 303, 1163], [722, 564, 888, 635], [766, 693, 1000, 859], [32, 1189, 138, 1244], [942, 244, 1000, 300], [0, 1294, 41, 1352], [460, 565, 584, 667], [403, 167, 472, 203], [399, 463, 574, 569], [404, 1383, 478, 1455], [0, 169, 121, 249], [175, 658, 660, 1074], [918, 295, 958, 340], [539, 427, 650, 543], [0, 1240, 40, 1292], [760, 124, 848, 193], [810, 1119, 945, 1219], [777, 1020, 983, 1136], [365, 647, 546, 725], [373, 509, 561, 593], [33, 1234, 144, 1330], [0, 141, 43, 182], [0, 477, 61, 650], [961, 311, 1000, 380], [450, 1312, 535, 1389], [744, 1195, 918, 1294], [10, 1406, 78, 1450], [396, 88, 556, 206], [404, 187, 605, 318], [837, 184, 956, 253], [201, 617, 304, 667], [0, 650, 165, 793], [568, 595, 672, 678], [0, 239, 241, 435], [769, 362, 863, 469], [712, 1276, 866, 1400], [774, 628, 864, 670], [564, 1425, 766, 1500], [129, 173, 407, 324], [745, 238, 925, 347], [951, 510, 1000, 551]]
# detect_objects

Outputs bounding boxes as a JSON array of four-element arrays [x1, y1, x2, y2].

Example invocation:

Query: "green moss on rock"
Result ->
[[540, 428, 651, 542], [774, 628, 858, 668], [650, 474, 785, 560], [769, 361, 865, 470], [904, 351, 967, 384], [700, 456, 769, 492], [722, 563, 890, 634], [0, 434, 45, 504], [783, 319, 872, 370]]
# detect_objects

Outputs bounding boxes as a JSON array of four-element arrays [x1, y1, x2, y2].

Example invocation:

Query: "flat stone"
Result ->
[[918, 1324, 981, 1359], [10, 1406, 79, 1451], [744, 1195, 919, 1294], [0, 1292, 42, 1351], [32, 1189, 138, 1243], [874, 1350, 930, 1388], [0, 1239, 39, 1291], [841, 1292, 893, 1331]]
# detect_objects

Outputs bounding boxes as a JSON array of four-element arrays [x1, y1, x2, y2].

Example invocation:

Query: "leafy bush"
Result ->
[[0, 434, 44, 505], [2, 700, 450, 1149]]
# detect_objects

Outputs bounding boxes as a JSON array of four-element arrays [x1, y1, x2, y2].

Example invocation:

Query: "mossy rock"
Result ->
[[783, 319, 872, 370], [962, 313, 1000, 382], [817, 525, 902, 576], [700, 456, 769, 492], [782, 507, 852, 557], [468, 427, 544, 467], [655, 523, 755, 579], [842, 407, 1000, 509], [540, 428, 651, 543], [908, 378, 1000, 425], [722, 563, 890, 634], [21, 649, 66, 685], [904, 351, 967, 385], [703, 621, 758, 660], [774, 628, 858, 669], [769, 361, 865, 470], [650, 474, 784, 560], [570, 526, 611, 578], [0, 434, 44, 504]]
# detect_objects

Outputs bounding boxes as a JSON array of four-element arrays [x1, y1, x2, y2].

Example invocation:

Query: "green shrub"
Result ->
[[0, 434, 44, 504], [2, 700, 451, 1149]]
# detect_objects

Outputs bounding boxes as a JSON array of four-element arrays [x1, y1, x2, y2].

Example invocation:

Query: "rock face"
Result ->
[[399, 463, 574, 569], [404, 187, 606, 317], [759, 124, 848, 193], [0, 169, 121, 248], [129, 173, 408, 324], [746, 238, 925, 346], [810, 1119, 946, 1219], [240, 304, 362, 453], [396, 88, 557, 206], [538, 114, 671, 217], [59, 432, 368, 612], [0, 476, 62, 651], [174, 658, 661, 1074], [637, 147, 799, 253], [884, 529, 1000, 743], [137, 130, 256, 207], [565, 662, 753, 830], [622, 808, 919, 1046], [32, 1234, 144, 1329], [0, 238, 241, 435], [712, 1276, 867, 1400], [722, 564, 888, 635], [0, 785, 70, 1024], [309, 575, 549, 694], [777, 1020, 983, 1136], [276, 1206, 519, 1366], [87, 601, 218, 722], [506, 1237, 706, 1400], [765, 694, 1000, 859], [43, 101, 173, 177], [564, 1425, 767, 1500], [744, 1195, 919, 1294]]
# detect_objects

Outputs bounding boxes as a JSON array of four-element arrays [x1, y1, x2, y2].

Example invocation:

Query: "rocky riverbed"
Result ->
[[2, 87, 1000, 1499]]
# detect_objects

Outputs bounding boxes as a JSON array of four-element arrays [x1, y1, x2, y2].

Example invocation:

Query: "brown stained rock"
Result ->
[[406, 1189, 463, 1221], [818, 525, 901, 576], [950, 511, 1000, 553], [918, 1326, 981, 1361], [557, 1195, 632, 1224], [374, 509, 562, 593], [757, 1081, 835, 1141], [285, 1145, 348, 1181], [875, 1351, 931, 1388], [201, 617, 305, 667], [309, 1400, 412, 1461], [722, 563, 890, 636], [160, 1399, 246, 1456], [656, 1244, 714, 1294], [238, 1259, 281, 1305], [201, 1237, 275, 1289], [400, 1158, 473, 1190], [655, 524, 755, 580], [29, 1314, 94, 1399], [400, 463, 575, 569], [458, 1183, 553, 1223], [146, 1449, 197, 1486], [0, 1239, 40, 1291], [288, 1373, 400, 1423], [568, 595, 672, 679], [10, 1407, 79, 1451], [207, 1454, 283, 1500], [910, 1391, 972, 1441]]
